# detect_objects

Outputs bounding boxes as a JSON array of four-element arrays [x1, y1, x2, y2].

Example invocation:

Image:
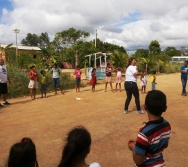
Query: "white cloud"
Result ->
[[0, 0, 188, 51]]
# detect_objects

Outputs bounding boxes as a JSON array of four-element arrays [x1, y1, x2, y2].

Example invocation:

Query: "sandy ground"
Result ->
[[0, 73, 188, 167]]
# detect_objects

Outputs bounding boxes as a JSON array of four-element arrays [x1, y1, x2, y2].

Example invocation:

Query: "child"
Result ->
[[150, 70, 157, 90], [74, 65, 82, 92], [115, 67, 122, 92], [58, 126, 101, 167], [7, 137, 38, 167], [90, 68, 97, 92], [104, 63, 114, 92], [40, 70, 47, 98], [28, 65, 38, 100], [51, 63, 64, 95], [128, 90, 171, 167], [140, 71, 147, 93]]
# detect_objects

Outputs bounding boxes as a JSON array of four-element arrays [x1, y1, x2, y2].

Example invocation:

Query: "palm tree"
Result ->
[[110, 50, 128, 68]]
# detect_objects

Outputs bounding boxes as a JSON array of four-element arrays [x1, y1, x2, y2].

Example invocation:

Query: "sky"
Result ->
[[0, 0, 188, 52]]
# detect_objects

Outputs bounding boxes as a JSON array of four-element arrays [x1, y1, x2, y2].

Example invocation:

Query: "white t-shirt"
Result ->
[[89, 162, 101, 167], [52, 67, 60, 78], [0, 65, 8, 83], [125, 65, 137, 82]]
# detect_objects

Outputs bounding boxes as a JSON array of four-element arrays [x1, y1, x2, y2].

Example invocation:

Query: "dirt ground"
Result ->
[[0, 73, 188, 167]]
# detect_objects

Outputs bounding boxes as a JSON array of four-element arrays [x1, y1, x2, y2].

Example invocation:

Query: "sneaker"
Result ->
[[137, 110, 145, 114], [3, 101, 11, 105], [124, 110, 128, 114]]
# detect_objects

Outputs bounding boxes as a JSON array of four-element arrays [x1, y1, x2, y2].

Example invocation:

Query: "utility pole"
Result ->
[[94, 29, 97, 68], [13, 29, 20, 57]]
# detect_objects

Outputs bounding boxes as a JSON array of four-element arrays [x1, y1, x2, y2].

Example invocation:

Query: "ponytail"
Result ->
[[58, 126, 91, 167]]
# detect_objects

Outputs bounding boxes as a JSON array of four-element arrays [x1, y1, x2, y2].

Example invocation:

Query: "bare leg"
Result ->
[[105, 82, 108, 92], [119, 83, 122, 92], [116, 83, 118, 92], [110, 83, 114, 92]]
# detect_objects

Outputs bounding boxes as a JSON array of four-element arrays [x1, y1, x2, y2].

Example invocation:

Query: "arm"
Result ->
[[132, 152, 145, 166]]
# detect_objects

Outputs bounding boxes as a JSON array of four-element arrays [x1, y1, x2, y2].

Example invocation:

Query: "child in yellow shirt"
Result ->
[[151, 70, 157, 90]]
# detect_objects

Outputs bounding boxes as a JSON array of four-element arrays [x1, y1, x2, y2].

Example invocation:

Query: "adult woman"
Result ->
[[124, 58, 144, 114]]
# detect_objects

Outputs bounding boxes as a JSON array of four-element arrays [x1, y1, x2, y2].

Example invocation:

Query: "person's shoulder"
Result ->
[[89, 162, 101, 167]]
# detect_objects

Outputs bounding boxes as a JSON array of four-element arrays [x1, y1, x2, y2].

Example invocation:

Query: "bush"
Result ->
[[7, 65, 78, 98]]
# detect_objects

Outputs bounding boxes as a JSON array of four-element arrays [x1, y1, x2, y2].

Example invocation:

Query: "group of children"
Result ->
[[28, 64, 83, 99], [5, 90, 171, 167]]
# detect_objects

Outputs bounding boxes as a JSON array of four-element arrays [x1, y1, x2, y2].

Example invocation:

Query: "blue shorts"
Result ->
[[76, 78, 81, 83], [53, 78, 60, 87]]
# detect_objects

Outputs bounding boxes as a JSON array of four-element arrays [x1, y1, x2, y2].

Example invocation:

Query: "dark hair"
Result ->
[[8, 138, 38, 167], [107, 63, 110, 67], [76, 65, 80, 68], [91, 68, 96, 73], [152, 70, 156, 74], [40, 70, 45, 74], [145, 90, 167, 116], [58, 126, 91, 167], [30, 65, 36, 70], [127, 57, 135, 68]]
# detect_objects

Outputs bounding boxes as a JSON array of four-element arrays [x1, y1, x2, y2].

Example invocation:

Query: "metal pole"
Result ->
[[94, 29, 97, 68], [13, 29, 20, 57]]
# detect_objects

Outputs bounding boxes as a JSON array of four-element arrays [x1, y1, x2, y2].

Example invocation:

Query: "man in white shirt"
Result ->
[[0, 58, 11, 107]]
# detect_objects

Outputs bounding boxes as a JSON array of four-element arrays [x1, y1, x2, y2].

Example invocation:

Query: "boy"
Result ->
[[151, 70, 157, 90], [128, 90, 171, 167], [51, 63, 63, 95]]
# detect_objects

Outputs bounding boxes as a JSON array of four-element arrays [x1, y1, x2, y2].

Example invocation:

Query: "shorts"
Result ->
[[106, 76, 112, 83], [28, 80, 38, 89], [53, 78, 60, 87], [76, 78, 81, 83], [0, 83, 8, 94]]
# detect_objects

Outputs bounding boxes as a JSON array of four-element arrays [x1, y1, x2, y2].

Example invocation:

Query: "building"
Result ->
[[0, 44, 41, 60]]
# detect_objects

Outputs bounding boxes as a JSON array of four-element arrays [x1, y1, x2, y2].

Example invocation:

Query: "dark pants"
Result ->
[[41, 84, 46, 96], [124, 81, 141, 111], [181, 78, 187, 94]]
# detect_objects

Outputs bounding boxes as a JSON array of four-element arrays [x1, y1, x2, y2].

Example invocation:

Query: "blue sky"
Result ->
[[0, 0, 188, 51], [0, 0, 12, 15]]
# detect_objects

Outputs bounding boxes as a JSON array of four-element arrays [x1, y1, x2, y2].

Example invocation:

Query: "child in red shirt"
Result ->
[[28, 65, 38, 100]]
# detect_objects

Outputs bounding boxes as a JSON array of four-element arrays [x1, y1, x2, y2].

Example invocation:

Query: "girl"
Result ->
[[58, 126, 101, 167], [28, 65, 38, 100], [140, 71, 147, 93], [74, 65, 82, 92], [104, 63, 113, 92], [90, 68, 97, 92], [115, 67, 122, 92], [40, 70, 47, 98], [7, 137, 38, 167]]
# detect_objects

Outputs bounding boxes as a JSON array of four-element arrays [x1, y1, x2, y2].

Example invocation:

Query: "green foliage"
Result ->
[[53, 27, 90, 50], [110, 50, 128, 68], [163, 46, 181, 57], [149, 40, 161, 55], [7, 65, 77, 98]]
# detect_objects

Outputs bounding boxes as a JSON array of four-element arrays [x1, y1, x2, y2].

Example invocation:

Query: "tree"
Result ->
[[110, 50, 128, 68], [149, 40, 161, 55], [53, 28, 90, 50], [163, 46, 181, 57], [21, 33, 40, 46], [39, 32, 50, 49]]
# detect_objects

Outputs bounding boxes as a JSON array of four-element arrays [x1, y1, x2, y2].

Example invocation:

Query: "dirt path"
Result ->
[[0, 73, 187, 167]]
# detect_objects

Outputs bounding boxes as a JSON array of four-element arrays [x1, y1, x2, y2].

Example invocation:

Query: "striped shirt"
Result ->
[[134, 117, 171, 167]]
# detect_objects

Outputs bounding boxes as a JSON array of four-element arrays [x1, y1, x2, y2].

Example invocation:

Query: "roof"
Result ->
[[0, 44, 41, 51]]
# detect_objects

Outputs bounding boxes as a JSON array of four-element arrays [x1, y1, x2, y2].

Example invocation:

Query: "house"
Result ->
[[0, 44, 41, 60]]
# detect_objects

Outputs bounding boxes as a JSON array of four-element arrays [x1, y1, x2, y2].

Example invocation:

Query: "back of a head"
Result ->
[[58, 126, 91, 167], [145, 90, 167, 116], [8, 138, 38, 167]]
